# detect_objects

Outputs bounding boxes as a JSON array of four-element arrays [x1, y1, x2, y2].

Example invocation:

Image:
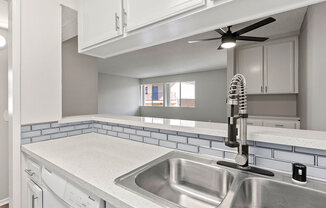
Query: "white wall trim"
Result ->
[[0, 198, 9, 206]]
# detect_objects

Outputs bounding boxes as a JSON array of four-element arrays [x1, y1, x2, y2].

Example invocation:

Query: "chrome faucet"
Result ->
[[217, 74, 274, 176], [225, 74, 249, 167]]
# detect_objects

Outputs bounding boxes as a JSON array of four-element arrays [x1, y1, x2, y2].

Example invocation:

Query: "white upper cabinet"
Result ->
[[125, 0, 205, 31], [264, 40, 297, 93], [236, 37, 298, 94], [237, 46, 264, 94], [78, 0, 123, 50]]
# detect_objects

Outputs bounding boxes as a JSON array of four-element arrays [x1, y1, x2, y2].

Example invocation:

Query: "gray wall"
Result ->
[[298, 2, 326, 131], [0, 28, 8, 201], [98, 73, 140, 116], [140, 70, 227, 123], [247, 95, 297, 117], [62, 37, 98, 117]]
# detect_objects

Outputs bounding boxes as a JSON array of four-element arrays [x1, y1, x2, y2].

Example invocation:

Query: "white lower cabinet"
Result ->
[[27, 179, 43, 208]]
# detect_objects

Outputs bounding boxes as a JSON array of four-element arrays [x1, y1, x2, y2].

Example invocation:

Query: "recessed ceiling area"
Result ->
[[97, 7, 307, 79]]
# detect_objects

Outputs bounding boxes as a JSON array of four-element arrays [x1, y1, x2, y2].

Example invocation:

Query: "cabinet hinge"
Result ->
[[123, 8, 127, 28], [115, 13, 120, 31]]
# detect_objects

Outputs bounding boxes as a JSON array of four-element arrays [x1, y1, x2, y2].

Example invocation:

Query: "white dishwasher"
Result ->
[[25, 158, 105, 208]]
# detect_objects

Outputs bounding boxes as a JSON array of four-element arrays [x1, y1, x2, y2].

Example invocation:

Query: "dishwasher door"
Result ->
[[27, 179, 43, 208]]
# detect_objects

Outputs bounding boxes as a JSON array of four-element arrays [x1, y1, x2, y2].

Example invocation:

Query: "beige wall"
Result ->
[[298, 2, 326, 131], [140, 69, 227, 123], [62, 37, 98, 116], [98, 73, 140, 116], [0, 28, 8, 201]]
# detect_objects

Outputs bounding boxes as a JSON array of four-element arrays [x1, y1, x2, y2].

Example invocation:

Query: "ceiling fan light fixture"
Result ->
[[221, 41, 236, 49]]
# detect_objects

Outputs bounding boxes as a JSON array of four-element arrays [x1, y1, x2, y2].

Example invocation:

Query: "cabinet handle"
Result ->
[[265, 86, 268, 93], [275, 124, 284, 127], [115, 13, 120, 31], [261, 86, 263, 93], [25, 169, 35, 176], [32, 195, 38, 208]]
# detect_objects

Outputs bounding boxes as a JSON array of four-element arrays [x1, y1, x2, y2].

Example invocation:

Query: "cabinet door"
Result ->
[[237, 46, 264, 94], [78, 0, 122, 50], [126, 0, 205, 31], [27, 179, 43, 208], [264, 40, 295, 93]]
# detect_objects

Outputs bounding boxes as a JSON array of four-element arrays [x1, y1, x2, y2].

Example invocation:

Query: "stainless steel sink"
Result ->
[[231, 178, 326, 208], [115, 151, 326, 208]]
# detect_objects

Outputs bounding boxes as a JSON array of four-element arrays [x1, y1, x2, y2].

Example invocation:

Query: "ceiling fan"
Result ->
[[188, 17, 276, 50]]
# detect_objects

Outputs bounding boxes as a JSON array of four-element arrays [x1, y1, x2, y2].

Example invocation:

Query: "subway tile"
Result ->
[[107, 130, 118, 137], [136, 130, 150, 137], [224, 152, 237, 160], [188, 138, 210, 147], [144, 137, 159, 145], [212, 141, 237, 152], [249, 155, 255, 165], [307, 166, 326, 180], [112, 126, 123, 132], [178, 132, 198, 138], [274, 150, 315, 165], [82, 121, 92, 124], [256, 141, 293, 151], [74, 124, 89, 130], [318, 156, 326, 168], [32, 123, 51, 130], [32, 135, 51, 143], [21, 125, 31, 132], [159, 140, 177, 149], [144, 127, 159, 132], [68, 130, 82, 136], [51, 122, 65, 128], [60, 126, 74, 132], [130, 135, 143, 142], [247, 140, 255, 146], [178, 144, 198, 153], [118, 132, 129, 139], [82, 129, 93, 134], [107, 122, 118, 126], [151, 132, 167, 140], [42, 128, 59, 135], [199, 147, 223, 158], [21, 138, 31, 145], [130, 125, 143, 130], [249, 146, 272, 158], [160, 129, 177, 135], [118, 124, 130, 128], [199, 134, 225, 142], [51, 132, 68, 139], [22, 131, 41, 139], [168, 135, 187, 143], [124, 128, 136, 134], [102, 125, 112, 130], [97, 129, 107, 135], [255, 157, 291, 173], [93, 123, 102, 129], [295, 147, 326, 156]]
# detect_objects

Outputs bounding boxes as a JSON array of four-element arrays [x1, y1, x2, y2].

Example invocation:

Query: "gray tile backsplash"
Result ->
[[21, 120, 326, 181]]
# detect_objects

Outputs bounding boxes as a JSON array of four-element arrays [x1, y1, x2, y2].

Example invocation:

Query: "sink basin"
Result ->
[[116, 151, 326, 208], [135, 158, 234, 208], [231, 178, 326, 208]]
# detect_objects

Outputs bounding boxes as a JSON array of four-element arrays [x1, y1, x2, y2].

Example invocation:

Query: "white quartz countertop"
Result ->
[[22, 133, 172, 208], [59, 114, 326, 150]]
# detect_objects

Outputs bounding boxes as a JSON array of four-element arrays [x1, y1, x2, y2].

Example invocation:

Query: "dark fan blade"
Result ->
[[234, 17, 276, 36], [217, 44, 223, 50], [188, 37, 221, 43], [236, 36, 269, 42], [215, 28, 226, 35]]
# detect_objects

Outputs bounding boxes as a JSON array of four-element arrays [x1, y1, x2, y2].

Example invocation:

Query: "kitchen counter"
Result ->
[[22, 133, 172, 208], [59, 114, 326, 150]]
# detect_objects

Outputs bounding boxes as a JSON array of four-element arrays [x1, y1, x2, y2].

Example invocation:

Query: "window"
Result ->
[[142, 83, 164, 106], [141, 81, 195, 108]]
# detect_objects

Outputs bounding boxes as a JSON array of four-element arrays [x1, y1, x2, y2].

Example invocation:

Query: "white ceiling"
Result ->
[[62, 6, 77, 42], [98, 7, 307, 79], [0, 0, 8, 29]]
